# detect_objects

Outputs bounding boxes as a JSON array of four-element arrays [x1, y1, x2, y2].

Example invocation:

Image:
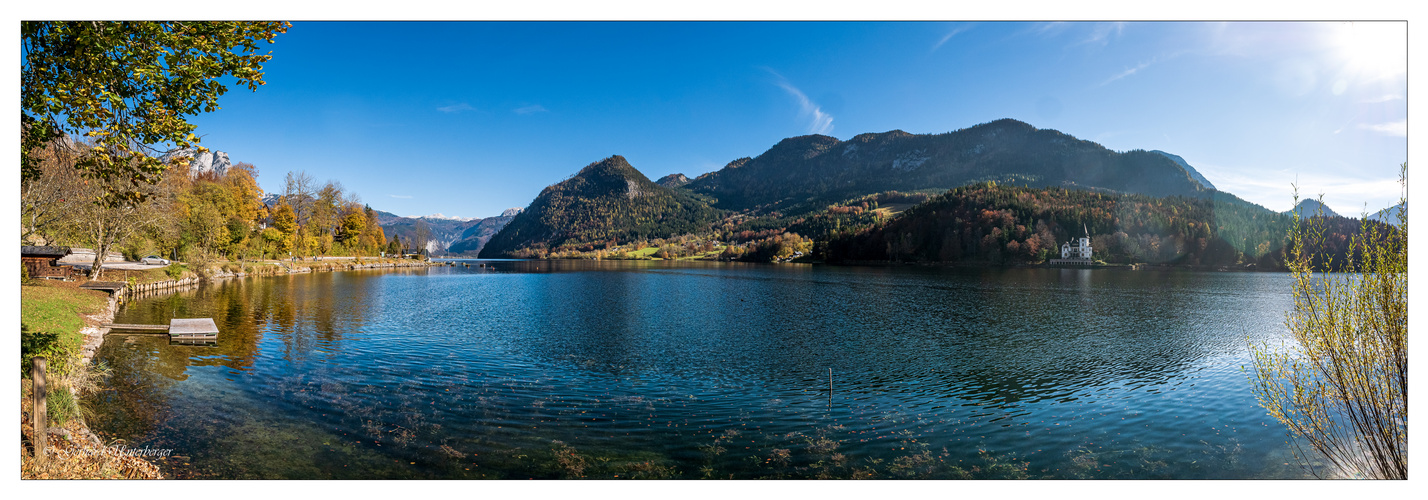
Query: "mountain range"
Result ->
[[677, 119, 1213, 214], [375, 209, 521, 255], [256, 118, 1400, 260], [478, 119, 1231, 257]]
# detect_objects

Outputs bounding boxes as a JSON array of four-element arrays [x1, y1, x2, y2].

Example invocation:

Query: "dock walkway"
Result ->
[[104, 318, 219, 342]]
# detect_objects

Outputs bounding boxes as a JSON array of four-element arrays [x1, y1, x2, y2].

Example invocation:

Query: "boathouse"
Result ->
[[21, 246, 76, 280]]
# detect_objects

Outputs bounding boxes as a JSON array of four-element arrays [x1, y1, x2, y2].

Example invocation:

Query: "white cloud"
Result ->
[[437, 103, 476, 113], [389, 194, 413, 199], [1359, 119, 1407, 137], [1099, 59, 1156, 87], [766, 69, 833, 135], [931, 25, 972, 52], [1076, 22, 1125, 48], [1191, 162, 1402, 213], [1098, 52, 1186, 87], [1360, 94, 1404, 103], [1026, 22, 1067, 38], [514, 104, 548, 115]]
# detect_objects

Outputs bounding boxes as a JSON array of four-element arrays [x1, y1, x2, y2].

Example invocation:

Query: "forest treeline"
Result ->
[[822, 183, 1388, 269], [489, 177, 1389, 270], [21, 137, 394, 278]]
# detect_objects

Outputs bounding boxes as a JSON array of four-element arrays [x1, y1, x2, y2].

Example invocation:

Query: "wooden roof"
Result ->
[[21, 246, 71, 258]]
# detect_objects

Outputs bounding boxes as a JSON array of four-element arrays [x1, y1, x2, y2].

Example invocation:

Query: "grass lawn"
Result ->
[[20, 282, 109, 337], [628, 247, 661, 258], [21, 282, 109, 377]]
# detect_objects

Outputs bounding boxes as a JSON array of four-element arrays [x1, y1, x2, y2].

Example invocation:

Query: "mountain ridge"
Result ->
[[685, 118, 1211, 213], [1150, 150, 1216, 191]]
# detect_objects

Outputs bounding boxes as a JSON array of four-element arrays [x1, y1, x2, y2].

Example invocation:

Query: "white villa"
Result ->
[[1051, 226, 1094, 265]]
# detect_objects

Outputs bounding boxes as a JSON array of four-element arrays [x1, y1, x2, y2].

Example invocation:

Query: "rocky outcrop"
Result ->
[[162, 147, 233, 179], [655, 173, 690, 188]]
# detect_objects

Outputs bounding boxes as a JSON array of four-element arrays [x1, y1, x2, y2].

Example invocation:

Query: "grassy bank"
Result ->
[[20, 282, 108, 377], [20, 280, 165, 479]]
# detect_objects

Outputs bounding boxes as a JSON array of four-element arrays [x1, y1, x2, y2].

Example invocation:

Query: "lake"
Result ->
[[87, 261, 1309, 479]]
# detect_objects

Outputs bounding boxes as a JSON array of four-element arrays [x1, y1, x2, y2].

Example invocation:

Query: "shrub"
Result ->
[[164, 263, 186, 280], [1250, 164, 1408, 479], [47, 385, 77, 426]]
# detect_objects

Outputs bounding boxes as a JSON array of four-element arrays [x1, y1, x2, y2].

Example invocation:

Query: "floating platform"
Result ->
[[104, 318, 219, 342], [168, 318, 219, 341]]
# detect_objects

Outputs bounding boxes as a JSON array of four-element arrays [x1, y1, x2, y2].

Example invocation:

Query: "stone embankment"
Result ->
[[204, 259, 437, 279]]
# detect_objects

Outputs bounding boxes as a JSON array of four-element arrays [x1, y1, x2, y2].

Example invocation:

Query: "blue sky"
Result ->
[[181, 21, 1408, 218]]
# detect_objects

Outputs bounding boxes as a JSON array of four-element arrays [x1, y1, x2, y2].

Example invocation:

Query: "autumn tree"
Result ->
[[21, 21, 289, 204], [360, 205, 387, 252], [20, 137, 85, 245], [337, 206, 367, 247], [65, 156, 170, 279], [271, 202, 298, 257]]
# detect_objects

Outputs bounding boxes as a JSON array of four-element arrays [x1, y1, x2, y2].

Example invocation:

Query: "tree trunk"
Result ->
[[91, 243, 108, 280]]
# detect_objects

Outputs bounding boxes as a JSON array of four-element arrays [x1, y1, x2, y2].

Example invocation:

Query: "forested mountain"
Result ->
[[1150, 150, 1216, 191], [473, 118, 1374, 268], [825, 183, 1295, 267], [685, 118, 1211, 213], [478, 155, 723, 258], [1283, 199, 1341, 219]]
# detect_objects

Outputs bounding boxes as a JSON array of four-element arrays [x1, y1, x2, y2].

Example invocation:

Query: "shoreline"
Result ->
[[35, 258, 439, 479]]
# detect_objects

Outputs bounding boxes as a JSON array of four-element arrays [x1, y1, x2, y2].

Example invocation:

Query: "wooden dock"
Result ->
[[104, 318, 219, 342], [80, 281, 128, 293], [106, 323, 170, 331]]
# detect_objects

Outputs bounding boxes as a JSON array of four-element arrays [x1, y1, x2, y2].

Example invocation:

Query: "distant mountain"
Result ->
[[1368, 201, 1406, 224], [372, 209, 404, 225], [1284, 199, 1342, 219], [378, 216, 477, 254], [446, 209, 522, 255], [478, 155, 722, 258], [655, 173, 691, 188], [686, 119, 1212, 213], [1151, 150, 1216, 191]]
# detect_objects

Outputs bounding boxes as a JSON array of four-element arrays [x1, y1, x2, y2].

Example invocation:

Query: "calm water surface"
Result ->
[[89, 261, 1307, 479]]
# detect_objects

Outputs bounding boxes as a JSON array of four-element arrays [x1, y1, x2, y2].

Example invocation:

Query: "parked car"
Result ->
[[140, 255, 171, 266]]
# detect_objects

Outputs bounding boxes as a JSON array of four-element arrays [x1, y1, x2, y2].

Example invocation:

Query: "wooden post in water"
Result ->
[[31, 356, 47, 465], [828, 368, 833, 408]]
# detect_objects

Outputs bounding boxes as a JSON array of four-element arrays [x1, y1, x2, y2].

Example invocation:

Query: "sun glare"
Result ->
[[1329, 22, 1407, 83]]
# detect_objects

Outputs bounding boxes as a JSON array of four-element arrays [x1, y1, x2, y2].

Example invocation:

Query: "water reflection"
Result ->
[[89, 262, 1304, 479]]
